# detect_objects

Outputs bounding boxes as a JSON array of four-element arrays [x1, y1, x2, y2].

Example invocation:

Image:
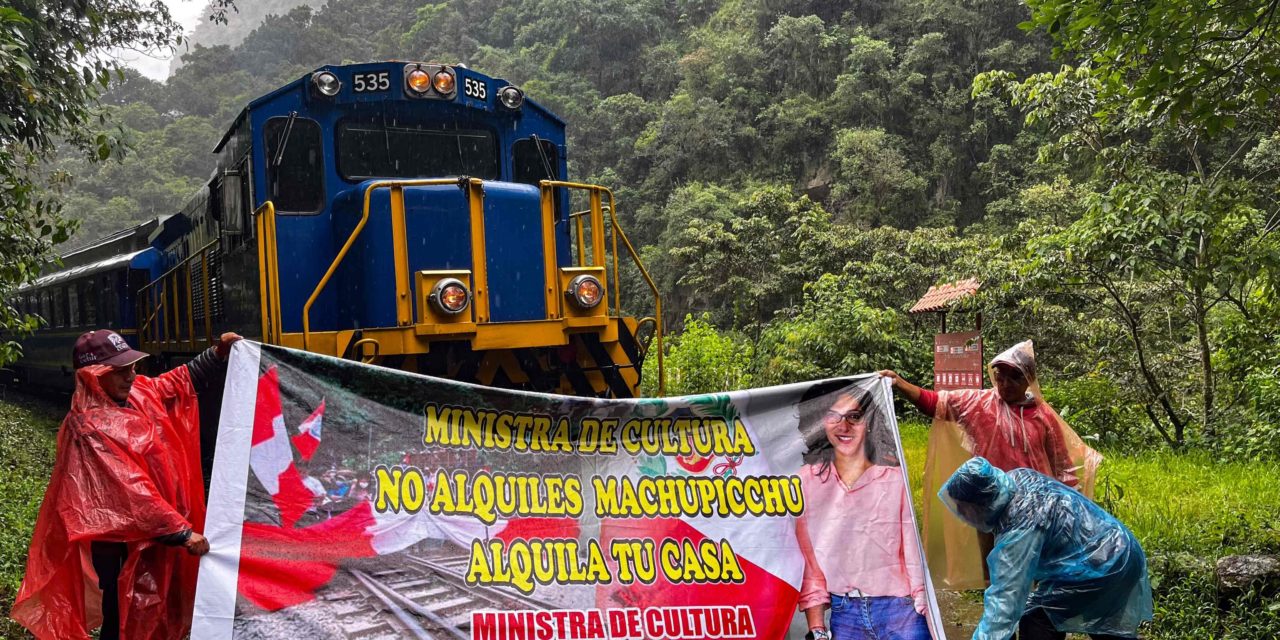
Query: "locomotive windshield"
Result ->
[[337, 118, 498, 181]]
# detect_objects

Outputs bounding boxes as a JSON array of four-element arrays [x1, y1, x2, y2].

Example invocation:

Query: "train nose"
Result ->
[[331, 180, 549, 331]]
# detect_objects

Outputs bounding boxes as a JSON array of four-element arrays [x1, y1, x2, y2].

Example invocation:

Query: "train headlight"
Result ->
[[433, 69, 456, 95], [406, 68, 432, 95], [312, 71, 341, 97], [566, 274, 603, 309], [430, 278, 471, 315], [498, 85, 524, 110], [496, 85, 522, 110]]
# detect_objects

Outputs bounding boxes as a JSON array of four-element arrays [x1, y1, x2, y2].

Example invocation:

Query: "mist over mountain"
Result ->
[[169, 0, 327, 75]]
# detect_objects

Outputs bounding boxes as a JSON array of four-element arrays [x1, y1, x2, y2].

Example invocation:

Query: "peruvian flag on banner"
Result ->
[[249, 367, 314, 528], [290, 399, 324, 461], [237, 367, 579, 612]]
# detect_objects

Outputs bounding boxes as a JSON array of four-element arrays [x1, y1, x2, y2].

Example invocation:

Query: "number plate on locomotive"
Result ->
[[352, 71, 390, 93], [463, 77, 487, 100]]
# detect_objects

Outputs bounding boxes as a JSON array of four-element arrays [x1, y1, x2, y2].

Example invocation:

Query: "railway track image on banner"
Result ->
[[331, 554, 560, 639]]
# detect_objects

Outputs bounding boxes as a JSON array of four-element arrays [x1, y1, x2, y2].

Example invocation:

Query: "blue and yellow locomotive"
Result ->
[[12, 62, 662, 398]]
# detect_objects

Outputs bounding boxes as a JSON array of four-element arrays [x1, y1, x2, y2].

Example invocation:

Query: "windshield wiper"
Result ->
[[271, 111, 298, 169], [531, 134, 556, 181]]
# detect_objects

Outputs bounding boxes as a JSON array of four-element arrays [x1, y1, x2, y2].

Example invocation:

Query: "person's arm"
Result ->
[[154, 528, 210, 556], [1041, 417, 1080, 489], [972, 527, 1047, 640], [879, 370, 938, 416], [183, 332, 243, 395], [795, 514, 830, 633], [60, 423, 193, 543]]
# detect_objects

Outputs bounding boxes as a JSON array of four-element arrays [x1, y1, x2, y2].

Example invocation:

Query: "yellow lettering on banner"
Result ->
[[594, 476, 621, 516], [465, 538, 613, 594], [493, 413, 513, 448], [732, 419, 756, 455], [373, 465, 430, 514], [578, 418, 620, 454], [657, 539, 745, 584], [579, 418, 601, 453], [401, 469, 426, 513], [429, 471, 584, 524], [466, 539, 493, 585], [422, 405, 453, 446], [591, 475, 804, 518], [374, 465, 402, 512], [428, 469, 456, 514], [608, 539, 658, 584], [614, 417, 756, 457], [420, 405, 575, 452]]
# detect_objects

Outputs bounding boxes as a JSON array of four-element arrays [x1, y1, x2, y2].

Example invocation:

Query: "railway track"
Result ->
[[329, 554, 558, 639]]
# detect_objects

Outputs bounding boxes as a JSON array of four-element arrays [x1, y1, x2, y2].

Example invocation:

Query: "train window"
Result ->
[[264, 117, 324, 214], [337, 119, 498, 181], [40, 291, 50, 326], [81, 281, 97, 326], [53, 287, 66, 328], [513, 138, 560, 185], [100, 275, 115, 326], [68, 285, 80, 327]]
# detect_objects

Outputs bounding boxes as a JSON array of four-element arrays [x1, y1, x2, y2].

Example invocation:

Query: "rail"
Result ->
[[137, 239, 220, 354], [543, 181, 664, 395]]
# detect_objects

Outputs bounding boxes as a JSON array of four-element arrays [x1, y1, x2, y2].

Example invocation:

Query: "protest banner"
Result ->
[[193, 342, 944, 639]]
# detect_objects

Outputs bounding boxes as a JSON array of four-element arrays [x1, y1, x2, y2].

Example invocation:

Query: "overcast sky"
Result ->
[[111, 0, 208, 81]]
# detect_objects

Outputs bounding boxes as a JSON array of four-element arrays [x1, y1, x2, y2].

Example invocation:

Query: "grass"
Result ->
[[0, 392, 60, 640], [897, 418, 1280, 638], [897, 419, 1280, 556]]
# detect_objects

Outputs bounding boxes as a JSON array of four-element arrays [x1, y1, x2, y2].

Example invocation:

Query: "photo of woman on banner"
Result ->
[[881, 340, 1102, 590], [794, 379, 932, 640]]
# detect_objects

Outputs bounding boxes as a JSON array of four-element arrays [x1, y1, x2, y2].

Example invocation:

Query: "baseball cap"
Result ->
[[73, 330, 150, 369]]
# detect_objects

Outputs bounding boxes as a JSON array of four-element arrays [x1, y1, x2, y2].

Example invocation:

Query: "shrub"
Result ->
[[751, 274, 927, 386], [641, 314, 753, 396]]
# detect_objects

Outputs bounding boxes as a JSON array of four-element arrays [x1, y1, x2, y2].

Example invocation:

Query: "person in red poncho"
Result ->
[[879, 340, 1102, 590], [11, 329, 240, 640]]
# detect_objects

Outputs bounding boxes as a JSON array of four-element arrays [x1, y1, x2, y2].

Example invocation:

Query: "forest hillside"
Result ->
[[54, 0, 1280, 462]]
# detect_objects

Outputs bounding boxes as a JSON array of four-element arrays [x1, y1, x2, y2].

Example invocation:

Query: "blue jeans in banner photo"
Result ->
[[828, 594, 931, 640]]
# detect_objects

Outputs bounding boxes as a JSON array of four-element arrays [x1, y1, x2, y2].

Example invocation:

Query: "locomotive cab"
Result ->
[[132, 62, 661, 398]]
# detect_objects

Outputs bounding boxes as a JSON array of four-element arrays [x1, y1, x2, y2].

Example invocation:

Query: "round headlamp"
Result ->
[[406, 68, 432, 94], [566, 274, 603, 309], [312, 71, 341, 97], [498, 85, 524, 110], [433, 70, 456, 95], [431, 278, 471, 315]]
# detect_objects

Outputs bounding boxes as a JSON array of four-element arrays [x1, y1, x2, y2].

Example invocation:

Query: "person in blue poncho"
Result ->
[[939, 458, 1153, 640]]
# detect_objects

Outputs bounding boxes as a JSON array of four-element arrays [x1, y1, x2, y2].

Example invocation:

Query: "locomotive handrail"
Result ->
[[301, 178, 468, 351], [138, 299, 165, 346], [137, 238, 220, 354], [255, 202, 283, 344], [540, 181, 665, 396]]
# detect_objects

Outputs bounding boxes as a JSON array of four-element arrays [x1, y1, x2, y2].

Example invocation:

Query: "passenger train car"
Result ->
[[11, 62, 662, 398]]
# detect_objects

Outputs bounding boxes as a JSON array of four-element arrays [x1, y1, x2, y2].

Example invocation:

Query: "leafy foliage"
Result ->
[[27, 0, 1280, 462], [0, 1, 187, 361], [1021, 0, 1280, 131], [642, 314, 753, 396]]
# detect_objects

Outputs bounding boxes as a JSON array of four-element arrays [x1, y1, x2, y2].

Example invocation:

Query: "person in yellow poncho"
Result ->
[[879, 340, 1101, 590]]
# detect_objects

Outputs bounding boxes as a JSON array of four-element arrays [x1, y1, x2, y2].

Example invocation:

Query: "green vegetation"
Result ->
[[0, 395, 60, 639], [4, 1, 1278, 634], [899, 419, 1280, 638], [9, 0, 1274, 463]]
